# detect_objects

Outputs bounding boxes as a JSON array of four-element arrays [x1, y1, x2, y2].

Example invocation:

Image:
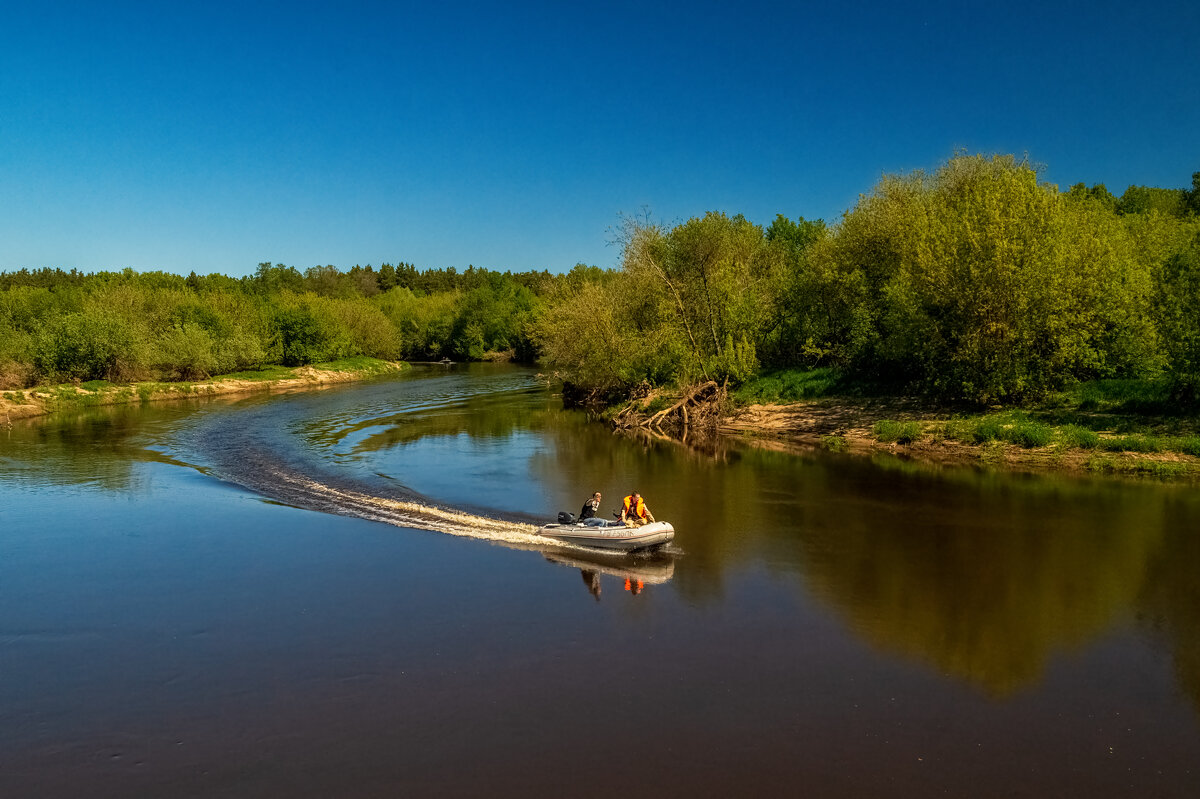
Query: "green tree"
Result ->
[[1155, 234, 1200, 402], [1117, 185, 1189, 217], [619, 211, 780, 383], [377, 262, 398, 292], [273, 307, 333, 366], [829, 154, 1161, 402], [1065, 182, 1118, 212], [33, 311, 142, 381]]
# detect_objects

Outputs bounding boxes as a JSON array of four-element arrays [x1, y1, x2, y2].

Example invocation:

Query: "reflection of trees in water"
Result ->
[[1137, 494, 1200, 716], [0, 405, 190, 491], [777, 467, 1172, 697], [347, 391, 556, 452]]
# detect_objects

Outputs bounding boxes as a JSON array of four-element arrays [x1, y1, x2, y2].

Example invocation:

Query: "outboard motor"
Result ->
[[557, 511, 576, 524]]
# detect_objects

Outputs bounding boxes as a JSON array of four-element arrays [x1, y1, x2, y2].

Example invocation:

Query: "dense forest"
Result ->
[[3, 154, 1199, 406], [0, 260, 552, 388]]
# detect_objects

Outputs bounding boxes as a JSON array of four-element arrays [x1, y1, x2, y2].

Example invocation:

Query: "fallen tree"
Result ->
[[612, 380, 726, 435]]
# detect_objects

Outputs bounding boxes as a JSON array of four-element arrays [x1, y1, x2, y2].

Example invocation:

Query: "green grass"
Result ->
[[1003, 419, 1054, 448], [42, 385, 105, 409], [1100, 435, 1163, 453], [210, 357, 404, 383], [211, 366, 296, 381], [939, 413, 1053, 448], [734, 367, 843, 403], [873, 419, 923, 444], [1059, 424, 1100, 449], [1063, 378, 1173, 415], [309, 357, 405, 376], [820, 434, 848, 452], [971, 417, 1007, 443]]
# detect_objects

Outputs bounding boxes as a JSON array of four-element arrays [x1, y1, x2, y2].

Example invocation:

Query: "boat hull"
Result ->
[[536, 520, 675, 551]]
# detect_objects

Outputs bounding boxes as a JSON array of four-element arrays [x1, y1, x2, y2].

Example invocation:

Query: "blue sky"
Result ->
[[2, 0, 1197, 277]]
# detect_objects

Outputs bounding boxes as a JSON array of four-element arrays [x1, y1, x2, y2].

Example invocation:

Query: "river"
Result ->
[[2, 364, 1198, 797]]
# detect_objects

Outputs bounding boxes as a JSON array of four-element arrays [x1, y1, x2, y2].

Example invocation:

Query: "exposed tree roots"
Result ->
[[612, 380, 726, 440]]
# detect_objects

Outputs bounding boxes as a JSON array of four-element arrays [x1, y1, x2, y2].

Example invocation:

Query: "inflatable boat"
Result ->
[[536, 517, 675, 551]]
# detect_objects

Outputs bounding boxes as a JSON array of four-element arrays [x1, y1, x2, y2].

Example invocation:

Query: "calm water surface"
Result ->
[[2, 364, 1198, 797]]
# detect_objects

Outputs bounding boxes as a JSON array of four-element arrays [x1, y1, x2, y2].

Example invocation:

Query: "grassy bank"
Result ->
[[1, 357, 407, 422], [724, 369, 1200, 479]]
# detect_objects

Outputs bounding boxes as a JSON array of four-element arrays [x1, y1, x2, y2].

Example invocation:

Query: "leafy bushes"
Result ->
[[33, 311, 142, 382], [273, 305, 343, 366], [820, 155, 1166, 402]]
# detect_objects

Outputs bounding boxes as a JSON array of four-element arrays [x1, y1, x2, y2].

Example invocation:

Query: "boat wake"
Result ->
[[242, 463, 549, 548]]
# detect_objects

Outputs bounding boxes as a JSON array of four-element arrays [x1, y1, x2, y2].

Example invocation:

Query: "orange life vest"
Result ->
[[622, 495, 647, 519]]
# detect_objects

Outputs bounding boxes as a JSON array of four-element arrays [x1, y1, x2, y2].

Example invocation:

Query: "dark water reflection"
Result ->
[[2, 364, 1198, 796]]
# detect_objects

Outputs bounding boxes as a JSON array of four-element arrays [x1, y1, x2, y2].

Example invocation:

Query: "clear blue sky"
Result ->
[[2, 0, 1197, 277]]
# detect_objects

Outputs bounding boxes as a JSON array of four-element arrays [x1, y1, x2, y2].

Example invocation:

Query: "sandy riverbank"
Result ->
[[720, 398, 1200, 479], [0, 360, 408, 423]]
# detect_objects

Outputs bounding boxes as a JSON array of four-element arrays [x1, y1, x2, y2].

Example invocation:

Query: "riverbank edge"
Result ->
[[719, 399, 1200, 480], [0, 359, 409, 423]]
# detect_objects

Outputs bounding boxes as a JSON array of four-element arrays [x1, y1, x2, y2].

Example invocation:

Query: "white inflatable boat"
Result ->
[[536, 517, 675, 551]]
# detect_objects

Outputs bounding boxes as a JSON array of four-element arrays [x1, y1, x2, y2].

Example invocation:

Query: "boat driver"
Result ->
[[620, 492, 655, 527], [580, 491, 602, 520]]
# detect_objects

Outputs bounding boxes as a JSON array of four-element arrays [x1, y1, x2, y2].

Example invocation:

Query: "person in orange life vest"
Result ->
[[620, 491, 654, 527]]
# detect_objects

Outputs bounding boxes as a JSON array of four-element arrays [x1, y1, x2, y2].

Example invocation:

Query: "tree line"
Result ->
[[0, 262, 552, 388], [537, 155, 1200, 405], [4, 154, 1199, 407]]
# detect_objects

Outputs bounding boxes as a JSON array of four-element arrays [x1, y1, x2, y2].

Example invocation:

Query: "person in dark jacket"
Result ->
[[580, 491, 602, 520]]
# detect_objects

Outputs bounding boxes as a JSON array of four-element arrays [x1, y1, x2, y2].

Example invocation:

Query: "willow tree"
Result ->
[[618, 211, 782, 383], [532, 273, 686, 397], [828, 154, 1162, 403]]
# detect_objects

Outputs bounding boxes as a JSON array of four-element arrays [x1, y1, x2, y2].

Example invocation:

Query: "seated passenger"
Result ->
[[579, 491, 602, 520], [620, 491, 655, 527]]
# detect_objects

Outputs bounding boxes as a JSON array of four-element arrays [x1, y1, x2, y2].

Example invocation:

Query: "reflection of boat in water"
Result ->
[[536, 518, 675, 551], [542, 549, 676, 585]]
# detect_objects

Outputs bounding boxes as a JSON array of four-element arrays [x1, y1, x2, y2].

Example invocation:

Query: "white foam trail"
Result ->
[[256, 467, 608, 554]]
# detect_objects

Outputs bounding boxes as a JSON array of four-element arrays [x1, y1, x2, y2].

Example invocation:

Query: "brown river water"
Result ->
[[1, 363, 1198, 797]]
